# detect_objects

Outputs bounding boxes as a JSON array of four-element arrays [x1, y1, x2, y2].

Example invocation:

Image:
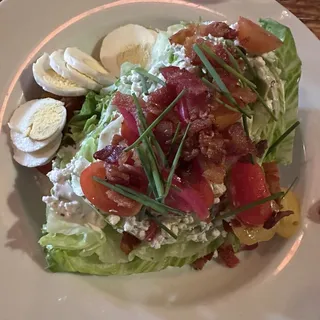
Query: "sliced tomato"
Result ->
[[237, 17, 283, 55], [80, 161, 142, 216], [229, 162, 273, 226]]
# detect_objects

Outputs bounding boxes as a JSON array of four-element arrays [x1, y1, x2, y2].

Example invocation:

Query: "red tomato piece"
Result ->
[[237, 17, 283, 55], [80, 161, 142, 216], [229, 162, 273, 226]]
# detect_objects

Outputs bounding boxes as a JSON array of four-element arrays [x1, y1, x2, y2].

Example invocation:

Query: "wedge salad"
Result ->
[[8, 17, 302, 275]]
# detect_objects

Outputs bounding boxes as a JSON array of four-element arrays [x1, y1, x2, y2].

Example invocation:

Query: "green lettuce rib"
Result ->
[[249, 19, 301, 164]]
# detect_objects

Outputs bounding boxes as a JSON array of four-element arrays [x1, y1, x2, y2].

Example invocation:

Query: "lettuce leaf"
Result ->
[[248, 19, 301, 164], [74, 96, 117, 162], [67, 91, 114, 143], [41, 219, 224, 276]]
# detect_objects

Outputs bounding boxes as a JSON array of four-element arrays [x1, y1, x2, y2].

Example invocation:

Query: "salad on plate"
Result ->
[[8, 17, 302, 275]]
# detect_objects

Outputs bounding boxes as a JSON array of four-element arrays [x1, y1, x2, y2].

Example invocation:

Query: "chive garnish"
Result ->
[[167, 122, 181, 157], [136, 146, 157, 196], [199, 43, 277, 121], [194, 44, 251, 118], [213, 192, 284, 222], [201, 77, 252, 116], [251, 87, 277, 121], [233, 45, 256, 77], [242, 115, 255, 164], [281, 177, 298, 201], [164, 123, 191, 198], [200, 43, 257, 89], [224, 47, 242, 73], [145, 211, 177, 239], [133, 94, 167, 168], [266, 121, 300, 157], [93, 177, 186, 216], [133, 95, 164, 198], [214, 96, 241, 113], [125, 89, 186, 152], [135, 67, 166, 86]]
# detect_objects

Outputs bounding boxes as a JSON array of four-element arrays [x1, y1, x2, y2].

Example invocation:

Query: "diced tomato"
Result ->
[[229, 162, 273, 226], [237, 17, 283, 55], [80, 161, 142, 216], [218, 245, 240, 268]]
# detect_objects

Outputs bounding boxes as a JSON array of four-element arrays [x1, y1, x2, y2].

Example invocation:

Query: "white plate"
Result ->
[[0, 0, 320, 319]]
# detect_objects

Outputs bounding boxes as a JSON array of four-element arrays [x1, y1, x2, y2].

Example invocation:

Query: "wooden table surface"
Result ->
[[278, 0, 320, 39]]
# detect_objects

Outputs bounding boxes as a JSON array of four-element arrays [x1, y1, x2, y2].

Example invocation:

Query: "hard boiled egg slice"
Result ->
[[49, 50, 102, 92], [8, 98, 66, 141], [100, 24, 157, 77], [10, 128, 61, 153], [13, 134, 62, 167], [33, 53, 88, 97], [64, 47, 112, 86]]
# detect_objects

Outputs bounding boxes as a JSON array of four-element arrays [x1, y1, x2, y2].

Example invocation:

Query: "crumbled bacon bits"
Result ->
[[191, 253, 214, 270], [218, 245, 240, 268], [120, 232, 141, 255]]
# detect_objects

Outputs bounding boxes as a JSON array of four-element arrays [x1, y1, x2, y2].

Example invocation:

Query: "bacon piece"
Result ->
[[263, 210, 294, 229], [189, 119, 212, 135], [113, 91, 136, 113], [145, 220, 159, 241], [111, 134, 124, 146], [263, 162, 282, 196], [161, 66, 208, 97], [182, 135, 200, 161], [120, 232, 141, 255], [218, 245, 240, 268], [202, 164, 226, 184], [224, 123, 256, 157], [255, 140, 268, 158], [147, 86, 177, 112], [93, 145, 125, 163], [201, 22, 238, 39], [169, 25, 197, 45], [199, 130, 226, 164], [160, 67, 212, 123], [191, 253, 214, 270]]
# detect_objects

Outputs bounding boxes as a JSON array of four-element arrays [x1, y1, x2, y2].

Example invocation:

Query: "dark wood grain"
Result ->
[[277, 0, 320, 38]]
